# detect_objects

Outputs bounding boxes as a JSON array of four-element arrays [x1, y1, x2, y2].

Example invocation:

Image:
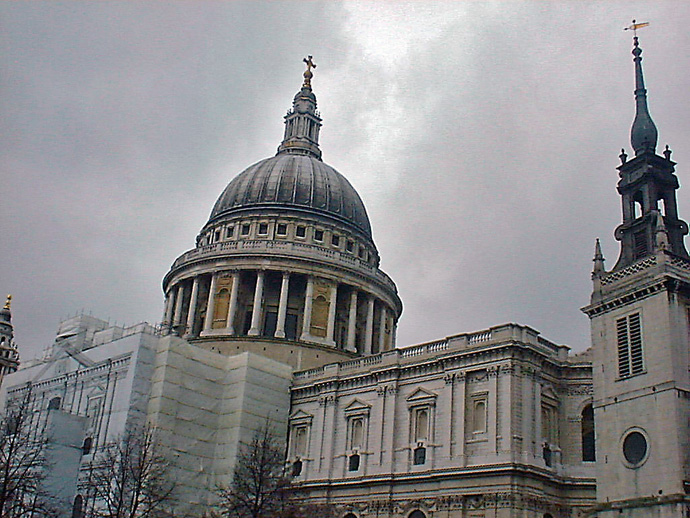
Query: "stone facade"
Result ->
[[289, 324, 595, 517]]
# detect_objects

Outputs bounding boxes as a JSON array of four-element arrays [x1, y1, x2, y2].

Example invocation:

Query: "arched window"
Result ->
[[310, 295, 329, 338], [414, 408, 429, 442], [47, 397, 61, 410], [212, 288, 230, 329], [409, 511, 427, 518], [71, 495, 83, 518], [343, 514, 357, 518], [350, 418, 364, 450], [292, 426, 308, 458], [473, 400, 487, 433], [581, 404, 596, 462], [82, 437, 93, 455], [633, 191, 644, 219]]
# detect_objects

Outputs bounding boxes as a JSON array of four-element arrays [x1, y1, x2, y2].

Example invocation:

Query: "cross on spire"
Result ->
[[302, 55, 316, 88]]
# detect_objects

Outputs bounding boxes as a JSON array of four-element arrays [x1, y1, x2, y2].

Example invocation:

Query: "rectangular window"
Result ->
[[241, 224, 251, 236], [296, 225, 306, 238], [331, 234, 340, 247], [346, 240, 354, 253], [617, 312, 644, 377], [226, 226, 234, 239], [314, 229, 324, 242], [276, 223, 288, 236], [214, 230, 220, 242], [258, 223, 268, 235]]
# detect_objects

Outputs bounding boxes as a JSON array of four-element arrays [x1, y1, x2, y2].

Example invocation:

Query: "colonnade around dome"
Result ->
[[162, 267, 397, 359]]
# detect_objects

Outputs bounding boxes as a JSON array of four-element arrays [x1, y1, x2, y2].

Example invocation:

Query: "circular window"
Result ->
[[622, 430, 648, 467]]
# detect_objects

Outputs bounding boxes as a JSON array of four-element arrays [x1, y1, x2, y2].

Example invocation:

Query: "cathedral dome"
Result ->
[[162, 58, 402, 369], [209, 154, 372, 238]]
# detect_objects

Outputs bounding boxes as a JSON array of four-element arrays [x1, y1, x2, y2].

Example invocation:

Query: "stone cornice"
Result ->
[[163, 239, 399, 299], [292, 461, 596, 491], [292, 341, 591, 400], [583, 274, 689, 317]]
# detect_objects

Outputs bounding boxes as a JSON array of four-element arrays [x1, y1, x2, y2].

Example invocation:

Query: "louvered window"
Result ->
[[633, 230, 648, 259], [617, 313, 644, 378]]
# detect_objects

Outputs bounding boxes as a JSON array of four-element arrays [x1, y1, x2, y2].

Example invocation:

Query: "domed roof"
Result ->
[[209, 154, 372, 237]]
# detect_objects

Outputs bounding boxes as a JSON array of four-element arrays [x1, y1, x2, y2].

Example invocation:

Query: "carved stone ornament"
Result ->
[[318, 394, 337, 406]]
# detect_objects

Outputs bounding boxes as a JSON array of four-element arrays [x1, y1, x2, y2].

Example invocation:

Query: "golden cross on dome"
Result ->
[[3, 295, 11, 310], [302, 55, 316, 88]]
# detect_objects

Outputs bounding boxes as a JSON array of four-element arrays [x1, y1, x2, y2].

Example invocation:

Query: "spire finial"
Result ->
[[3, 295, 10, 311], [302, 55, 316, 88], [593, 238, 606, 275], [625, 20, 658, 156]]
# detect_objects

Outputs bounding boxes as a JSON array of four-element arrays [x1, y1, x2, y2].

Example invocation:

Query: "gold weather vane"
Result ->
[[624, 19, 650, 37], [3, 295, 11, 310], [302, 55, 316, 88]]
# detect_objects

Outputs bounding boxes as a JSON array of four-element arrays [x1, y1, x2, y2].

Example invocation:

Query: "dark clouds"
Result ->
[[1, 2, 689, 358]]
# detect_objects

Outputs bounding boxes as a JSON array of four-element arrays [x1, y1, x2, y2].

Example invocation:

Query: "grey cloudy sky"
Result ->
[[2, 2, 690, 359]]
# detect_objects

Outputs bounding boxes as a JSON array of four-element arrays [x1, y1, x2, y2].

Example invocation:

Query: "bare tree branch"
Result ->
[[86, 425, 175, 518]]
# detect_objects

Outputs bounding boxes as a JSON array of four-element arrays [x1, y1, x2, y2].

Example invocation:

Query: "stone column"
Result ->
[[184, 276, 200, 337], [534, 374, 542, 460], [488, 366, 499, 455], [326, 282, 338, 344], [248, 271, 265, 336], [301, 276, 314, 340], [364, 296, 375, 355], [455, 372, 467, 463], [173, 284, 185, 328], [275, 272, 290, 338], [346, 289, 358, 352], [203, 274, 218, 333], [163, 291, 174, 330], [444, 373, 455, 460], [391, 319, 397, 348], [378, 304, 388, 352], [226, 271, 239, 334]]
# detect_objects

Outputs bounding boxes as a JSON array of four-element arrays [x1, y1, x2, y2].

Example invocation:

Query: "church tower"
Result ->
[[583, 30, 690, 517], [0, 295, 20, 380]]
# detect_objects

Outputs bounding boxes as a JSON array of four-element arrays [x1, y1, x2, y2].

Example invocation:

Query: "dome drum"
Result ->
[[162, 267, 399, 365]]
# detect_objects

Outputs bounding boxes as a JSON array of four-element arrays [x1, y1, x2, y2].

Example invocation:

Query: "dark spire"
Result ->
[[630, 30, 658, 155], [277, 56, 323, 160]]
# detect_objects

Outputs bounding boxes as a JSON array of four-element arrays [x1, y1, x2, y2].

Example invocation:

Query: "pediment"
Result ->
[[406, 387, 437, 406], [344, 398, 371, 416], [542, 385, 559, 402], [289, 409, 313, 425]]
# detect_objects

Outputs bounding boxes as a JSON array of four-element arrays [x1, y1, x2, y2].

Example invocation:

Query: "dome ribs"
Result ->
[[273, 155, 288, 203], [208, 155, 372, 237]]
